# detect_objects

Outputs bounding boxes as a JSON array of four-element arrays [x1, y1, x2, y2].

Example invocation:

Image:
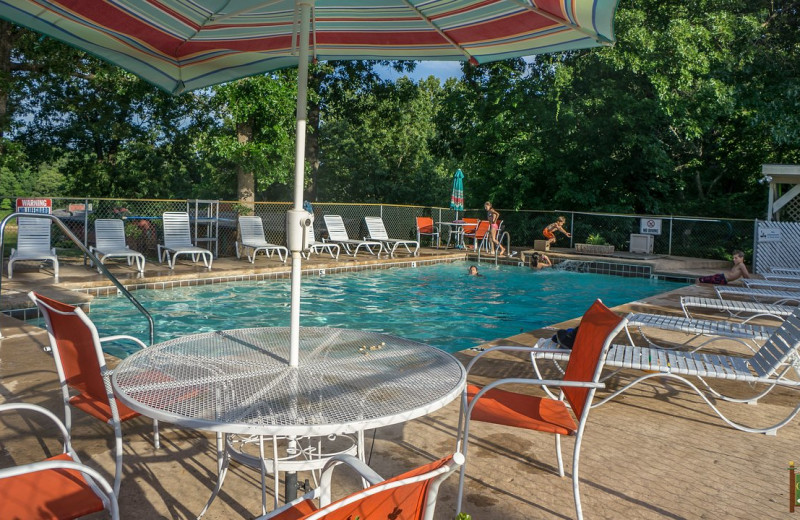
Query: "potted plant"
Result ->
[[575, 233, 615, 255]]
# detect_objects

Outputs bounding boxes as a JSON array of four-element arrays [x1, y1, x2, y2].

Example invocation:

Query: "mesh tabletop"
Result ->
[[112, 327, 466, 436]]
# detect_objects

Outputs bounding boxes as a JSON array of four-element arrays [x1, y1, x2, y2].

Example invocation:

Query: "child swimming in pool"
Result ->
[[696, 250, 750, 285], [543, 216, 571, 247]]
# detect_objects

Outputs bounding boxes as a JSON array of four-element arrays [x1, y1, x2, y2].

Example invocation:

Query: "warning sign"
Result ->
[[16, 198, 52, 214], [640, 218, 662, 235]]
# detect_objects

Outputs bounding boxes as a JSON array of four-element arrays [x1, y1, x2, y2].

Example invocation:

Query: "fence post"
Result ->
[[668, 216, 673, 256], [569, 211, 574, 248]]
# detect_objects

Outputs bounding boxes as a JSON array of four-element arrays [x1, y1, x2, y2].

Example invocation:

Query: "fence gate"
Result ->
[[754, 220, 800, 274]]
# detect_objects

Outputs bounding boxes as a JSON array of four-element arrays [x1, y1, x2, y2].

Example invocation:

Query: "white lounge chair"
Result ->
[[157, 212, 213, 269], [235, 216, 288, 264], [7, 217, 59, 279], [301, 223, 340, 260], [89, 219, 145, 273], [744, 278, 800, 290], [681, 296, 794, 322], [323, 215, 384, 258], [770, 267, 800, 276], [531, 306, 800, 435], [716, 285, 800, 305], [364, 216, 419, 257], [626, 312, 775, 353]]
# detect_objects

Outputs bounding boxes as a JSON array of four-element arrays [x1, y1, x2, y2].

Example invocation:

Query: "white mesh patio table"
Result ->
[[111, 326, 466, 516]]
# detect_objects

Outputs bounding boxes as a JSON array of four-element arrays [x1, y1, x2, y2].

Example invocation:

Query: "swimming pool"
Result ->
[[88, 261, 684, 357]]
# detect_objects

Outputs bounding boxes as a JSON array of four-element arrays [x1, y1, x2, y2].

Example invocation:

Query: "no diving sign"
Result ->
[[640, 218, 662, 235]]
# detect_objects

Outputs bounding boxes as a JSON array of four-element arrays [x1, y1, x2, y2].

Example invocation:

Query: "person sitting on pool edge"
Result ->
[[696, 250, 750, 285], [530, 252, 553, 270]]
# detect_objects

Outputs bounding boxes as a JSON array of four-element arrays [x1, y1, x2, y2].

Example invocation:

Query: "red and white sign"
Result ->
[[16, 198, 52, 214]]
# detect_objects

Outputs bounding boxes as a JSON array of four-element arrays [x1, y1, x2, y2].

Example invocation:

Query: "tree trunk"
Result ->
[[237, 119, 255, 210]]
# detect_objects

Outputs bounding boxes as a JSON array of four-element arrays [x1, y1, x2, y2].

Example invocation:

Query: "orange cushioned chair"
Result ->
[[256, 452, 463, 520], [28, 291, 158, 497], [464, 220, 491, 252], [455, 299, 628, 520], [415, 217, 440, 249], [0, 402, 119, 520]]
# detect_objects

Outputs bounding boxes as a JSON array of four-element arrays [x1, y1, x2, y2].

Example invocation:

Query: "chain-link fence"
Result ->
[[0, 196, 755, 261]]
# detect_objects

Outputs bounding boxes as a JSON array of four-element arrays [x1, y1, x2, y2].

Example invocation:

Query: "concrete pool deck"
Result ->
[[2, 248, 796, 519]]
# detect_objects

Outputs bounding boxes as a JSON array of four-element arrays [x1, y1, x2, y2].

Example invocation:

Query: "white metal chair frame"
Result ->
[[681, 296, 793, 323], [455, 309, 628, 520], [364, 216, 419, 257], [7, 216, 59, 279], [715, 285, 800, 306], [157, 211, 213, 269], [626, 312, 775, 354], [90, 219, 145, 273], [256, 453, 464, 520], [530, 308, 800, 435], [29, 291, 158, 497], [301, 223, 340, 260], [0, 402, 120, 520], [744, 278, 800, 290], [235, 216, 288, 264], [323, 215, 384, 258]]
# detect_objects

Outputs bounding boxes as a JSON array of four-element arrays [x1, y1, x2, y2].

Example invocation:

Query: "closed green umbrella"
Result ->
[[450, 168, 465, 221]]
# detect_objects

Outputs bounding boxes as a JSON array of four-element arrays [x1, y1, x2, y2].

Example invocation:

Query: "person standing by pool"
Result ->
[[543, 216, 571, 248], [484, 201, 506, 256], [697, 250, 751, 285]]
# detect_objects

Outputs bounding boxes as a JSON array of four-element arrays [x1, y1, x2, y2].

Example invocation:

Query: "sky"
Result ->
[[375, 61, 464, 83]]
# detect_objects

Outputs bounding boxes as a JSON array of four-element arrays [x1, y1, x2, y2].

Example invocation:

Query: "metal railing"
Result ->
[[0, 212, 154, 344]]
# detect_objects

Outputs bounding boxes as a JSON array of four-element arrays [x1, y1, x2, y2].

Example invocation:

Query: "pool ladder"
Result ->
[[477, 227, 512, 266], [0, 212, 154, 344]]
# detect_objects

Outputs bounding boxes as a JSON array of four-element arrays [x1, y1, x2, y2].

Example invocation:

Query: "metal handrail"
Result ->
[[0, 213, 154, 345]]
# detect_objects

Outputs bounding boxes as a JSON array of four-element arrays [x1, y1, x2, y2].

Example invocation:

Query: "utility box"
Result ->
[[629, 233, 654, 254]]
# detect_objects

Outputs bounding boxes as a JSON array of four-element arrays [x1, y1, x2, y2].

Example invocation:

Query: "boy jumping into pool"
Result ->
[[543, 216, 571, 248], [696, 250, 751, 285]]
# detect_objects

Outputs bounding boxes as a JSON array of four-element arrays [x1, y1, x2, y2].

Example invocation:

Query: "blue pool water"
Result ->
[[88, 261, 684, 358]]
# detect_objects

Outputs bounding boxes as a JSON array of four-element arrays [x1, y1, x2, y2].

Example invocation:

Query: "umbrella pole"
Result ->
[[288, 0, 313, 367]]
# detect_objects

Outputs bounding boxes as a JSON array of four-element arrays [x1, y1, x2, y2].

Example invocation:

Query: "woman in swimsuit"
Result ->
[[484, 201, 506, 256]]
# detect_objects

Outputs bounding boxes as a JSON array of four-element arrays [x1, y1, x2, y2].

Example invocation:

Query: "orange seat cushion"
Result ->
[[467, 384, 577, 435], [0, 453, 105, 520], [69, 393, 140, 423]]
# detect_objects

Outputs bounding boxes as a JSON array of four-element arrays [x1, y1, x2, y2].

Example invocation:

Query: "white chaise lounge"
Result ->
[[157, 212, 213, 270], [90, 219, 145, 273], [8, 217, 59, 279], [364, 216, 419, 257], [235, 216, 288, 264], [323, 215, 383, 258]]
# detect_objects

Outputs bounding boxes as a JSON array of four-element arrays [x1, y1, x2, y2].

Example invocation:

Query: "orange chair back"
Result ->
[[461, 218, 479, 234], [416, 216, 435, 234], [472, 220, 491, 239], [306, 455, 457, 520], [561, 300, 622, 419], [34, 293, 109, 406]]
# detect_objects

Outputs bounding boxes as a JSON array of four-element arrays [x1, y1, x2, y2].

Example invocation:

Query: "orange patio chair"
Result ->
[[256, 452, 464, 520], [0, 402, 119, 519], [455, 299, 628, 520], [464, 220, 491, 252], [415, 216, 440, 248], [28, 291, 158, 497]]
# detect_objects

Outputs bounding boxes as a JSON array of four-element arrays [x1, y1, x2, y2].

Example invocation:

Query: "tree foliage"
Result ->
[[0, 0, 798, 219]]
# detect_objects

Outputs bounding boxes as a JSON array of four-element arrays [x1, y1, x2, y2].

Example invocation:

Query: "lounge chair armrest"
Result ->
[[99, 334, 149, 350], [473, 378, 605, 400], [465, 344, 568, 372]]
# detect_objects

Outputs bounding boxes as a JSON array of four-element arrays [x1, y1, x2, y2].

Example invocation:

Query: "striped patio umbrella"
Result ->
[[450, 168, 465, 220], [0, 0, 620, 365]]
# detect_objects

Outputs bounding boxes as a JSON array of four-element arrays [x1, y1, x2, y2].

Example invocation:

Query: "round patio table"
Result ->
[[111, 327, 466, 517]]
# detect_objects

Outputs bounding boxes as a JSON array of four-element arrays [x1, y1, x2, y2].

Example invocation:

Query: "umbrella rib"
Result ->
[[400, 0, 477, 65], [512, 0, 615, 45]]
